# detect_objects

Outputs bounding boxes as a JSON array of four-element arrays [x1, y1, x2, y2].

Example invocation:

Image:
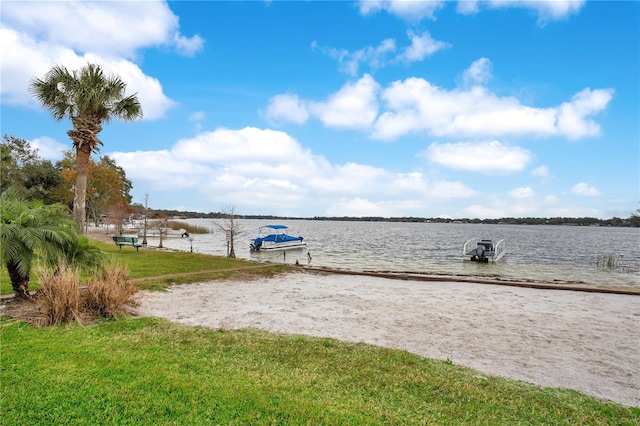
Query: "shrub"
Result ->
[[36, 266, 81, 326], [84, 263, 138, 318]]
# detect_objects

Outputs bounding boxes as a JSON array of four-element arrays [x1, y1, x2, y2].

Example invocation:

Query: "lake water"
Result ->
[[144, 219, 640, 289]]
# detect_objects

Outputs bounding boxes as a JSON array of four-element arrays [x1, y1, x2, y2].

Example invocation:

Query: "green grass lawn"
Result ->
[[0, 239, 291, 294], [2, 238, 638, 424], [2, 317, 637, 425]]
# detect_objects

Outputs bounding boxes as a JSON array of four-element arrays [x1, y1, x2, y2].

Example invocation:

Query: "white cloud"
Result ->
[[455, 187, 610, 219], [509, 187, 534, 199], [462, 194, 551, 219], [358, 0, 445, 21], [532, 165, 552, 182], [464, 203, 505, 219], [456, 1, 480, 14], [0, 28, 175, 119], [325, 197, 395, 217], [557, 88, 614, 140], [171, 127, 312, 168], [110, 126, 476, 215], [464, 0, 587, 24], [571, 182, 600, 196], [364, 0, 586, 23], [371, 75, 612, 141], [313, 31, 448, 76], [189, 111, 206, 122], [172, 33, 205, 58], [1, 1, 203, 58], [0, 1, 196, 119], [0, 27, 66, 105], [28, 137, 69, 162], [312, 38, 397, 76], [264, 61, 612, 142], [110, 150, 212, 191], [422, 141, 532, 173], [308, 75, 380, 130], [461, 57, 493, 86], [94, 56, 176, 120], [396, 31, 451, 63], [262, 94, 310, 125]]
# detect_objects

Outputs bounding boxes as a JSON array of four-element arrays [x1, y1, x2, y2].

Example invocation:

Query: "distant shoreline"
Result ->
[[130, 211, 640, 228]]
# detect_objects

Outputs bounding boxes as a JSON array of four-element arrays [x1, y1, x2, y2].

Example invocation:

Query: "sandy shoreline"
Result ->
[[133, 271, 639, 407]]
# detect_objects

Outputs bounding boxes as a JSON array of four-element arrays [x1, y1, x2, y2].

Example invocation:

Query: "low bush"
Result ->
[[32, 262, 138, 325], [36, 266, 81, 326], [84, 262, 138, 318]]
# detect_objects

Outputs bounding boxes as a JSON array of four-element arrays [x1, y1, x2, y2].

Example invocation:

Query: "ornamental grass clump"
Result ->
[[36, 266, 81, 326], [84, 263, 138, 318]]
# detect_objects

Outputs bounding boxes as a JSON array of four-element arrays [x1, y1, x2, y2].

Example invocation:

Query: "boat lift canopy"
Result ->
[[263, 224, 289, 230]]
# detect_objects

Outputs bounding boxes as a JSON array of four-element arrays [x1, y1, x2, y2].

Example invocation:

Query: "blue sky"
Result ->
[[1, 0, 638, 219]]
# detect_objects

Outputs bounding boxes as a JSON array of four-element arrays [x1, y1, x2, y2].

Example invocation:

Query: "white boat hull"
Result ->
[[251, 241, 307, 251]]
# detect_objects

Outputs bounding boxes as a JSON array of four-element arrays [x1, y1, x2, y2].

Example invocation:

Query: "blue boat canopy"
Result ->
[[250, 223, 306, 251], [254, 234, 303, 244]]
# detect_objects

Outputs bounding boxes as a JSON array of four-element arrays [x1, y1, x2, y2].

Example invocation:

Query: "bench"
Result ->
[[112, 236, 143, 251]]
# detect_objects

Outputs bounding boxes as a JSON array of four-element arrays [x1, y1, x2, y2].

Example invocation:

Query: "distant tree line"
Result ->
[[141, 210, 640, 228]]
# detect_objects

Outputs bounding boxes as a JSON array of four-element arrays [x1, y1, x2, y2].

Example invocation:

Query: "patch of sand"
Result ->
[[133, 271, 640, 407]]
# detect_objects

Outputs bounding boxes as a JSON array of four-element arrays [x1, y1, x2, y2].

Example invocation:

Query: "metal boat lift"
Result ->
[[463, 238, 506, 263]]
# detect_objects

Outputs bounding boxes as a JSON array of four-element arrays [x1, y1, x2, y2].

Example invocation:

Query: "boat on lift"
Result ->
[[250, 224, 307, 252], [463, 238, 506, 263]]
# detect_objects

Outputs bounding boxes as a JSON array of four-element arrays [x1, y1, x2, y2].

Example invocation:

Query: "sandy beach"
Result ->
[[133, 271, 640, 407]]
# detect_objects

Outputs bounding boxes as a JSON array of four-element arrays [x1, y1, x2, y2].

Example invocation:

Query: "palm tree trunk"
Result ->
[[74, 146, 91, 233], [68, 115, 102, 234], [7, 261, 30, 299]]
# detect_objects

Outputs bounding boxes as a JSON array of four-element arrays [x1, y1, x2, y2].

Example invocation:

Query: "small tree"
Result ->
[[0, 189, 79, 298], [155, 215, 168, 248], [107, 203, 133, 236], [141, 193, 150, 245], [215, 205, 243, 258]]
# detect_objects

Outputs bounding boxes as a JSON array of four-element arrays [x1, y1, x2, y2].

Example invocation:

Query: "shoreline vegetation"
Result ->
[[1, 237, 639, 423]]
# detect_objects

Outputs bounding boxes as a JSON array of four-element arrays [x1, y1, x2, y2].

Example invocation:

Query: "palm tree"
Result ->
[[0, 189, 81, 299], [29, 63, 142, 231], [43, 235, 107, 277]]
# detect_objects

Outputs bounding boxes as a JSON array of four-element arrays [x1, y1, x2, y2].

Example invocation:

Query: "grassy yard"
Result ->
[[0, 239, 291, 294], [1, 238, 638, 424], [2, 317, 637, 425]]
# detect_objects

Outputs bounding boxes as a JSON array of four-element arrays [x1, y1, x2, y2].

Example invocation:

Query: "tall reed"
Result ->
[[36, 266, 81, 326], [165, 220, 210, 234], [84, 262, 138, 318]]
